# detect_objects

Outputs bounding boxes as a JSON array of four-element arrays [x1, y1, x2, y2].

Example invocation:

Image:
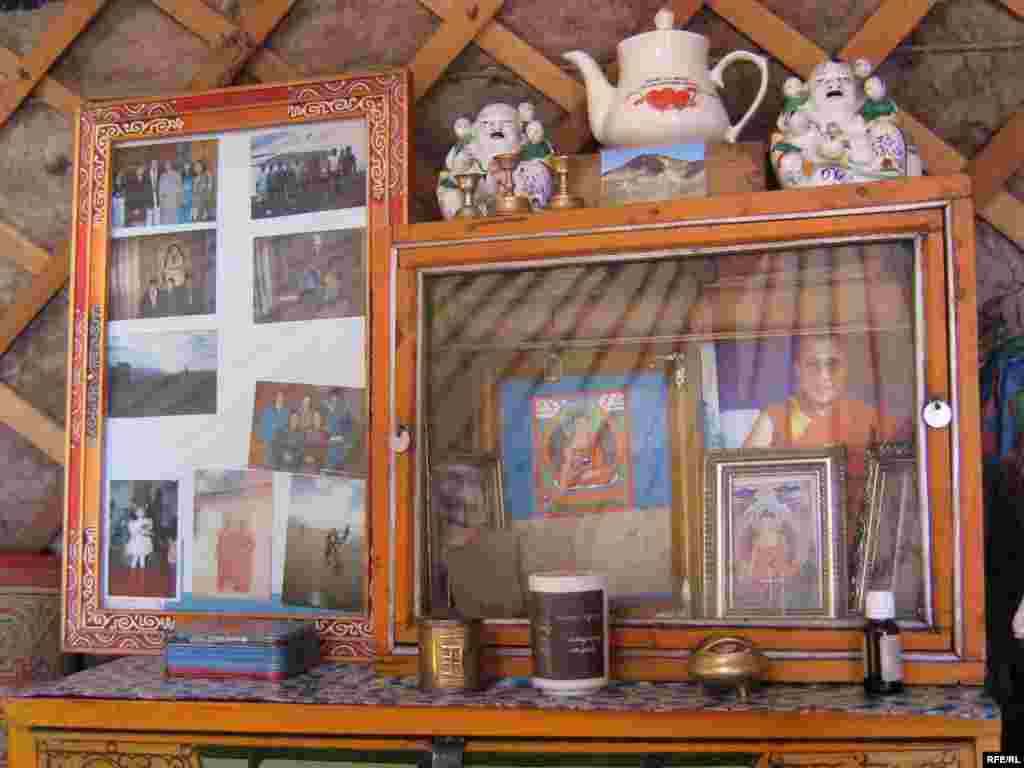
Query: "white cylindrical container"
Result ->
[[528, 571, 609, 696]]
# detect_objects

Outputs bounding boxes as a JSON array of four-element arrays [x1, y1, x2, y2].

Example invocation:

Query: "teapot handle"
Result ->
[[709, 51, 769, 143]]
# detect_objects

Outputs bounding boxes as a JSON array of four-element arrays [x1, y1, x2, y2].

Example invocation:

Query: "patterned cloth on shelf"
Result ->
[[11, 656, 999, 720]]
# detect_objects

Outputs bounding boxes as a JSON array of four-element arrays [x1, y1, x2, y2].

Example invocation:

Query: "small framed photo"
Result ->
[[703, 447, 847, 622], [427, 454, 505, 609], [853, 441, 925, 619]]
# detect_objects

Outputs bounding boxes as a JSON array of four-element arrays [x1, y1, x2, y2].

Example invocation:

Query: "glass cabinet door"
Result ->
[[417, 239, 926, 626], [390, 185, 983, 682]]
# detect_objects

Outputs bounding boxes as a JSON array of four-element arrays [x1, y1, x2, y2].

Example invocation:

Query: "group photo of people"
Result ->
[[111, 140, 218, 229], [108, 231, 216, 321], [106, 479, 179, 599], [250, 121, 367, 219], [248, 382, 367, 477], [253, 228, 364, 324]]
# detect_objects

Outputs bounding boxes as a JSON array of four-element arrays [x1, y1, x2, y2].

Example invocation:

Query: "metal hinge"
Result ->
[[651, 351, 686, 389]]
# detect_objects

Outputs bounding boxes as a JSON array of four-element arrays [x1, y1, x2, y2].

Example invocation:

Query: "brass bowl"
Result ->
[[687, 635, 767, 701]]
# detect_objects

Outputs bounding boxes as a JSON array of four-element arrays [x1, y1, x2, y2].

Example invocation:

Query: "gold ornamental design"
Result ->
[[37, 740, 200, 768]]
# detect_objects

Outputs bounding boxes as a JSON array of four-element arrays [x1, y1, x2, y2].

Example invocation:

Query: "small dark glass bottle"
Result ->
[[864, 590, 903, 695]]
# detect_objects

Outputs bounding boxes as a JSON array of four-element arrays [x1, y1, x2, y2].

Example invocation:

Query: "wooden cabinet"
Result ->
[[384, 175, 985, 684], [3, 175, 999, 768]]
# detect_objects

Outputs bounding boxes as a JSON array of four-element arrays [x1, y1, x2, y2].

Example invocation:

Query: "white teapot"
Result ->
[[563, 8, 769, 147]]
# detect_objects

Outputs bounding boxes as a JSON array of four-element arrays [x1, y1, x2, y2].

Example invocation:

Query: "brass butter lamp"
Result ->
[[547, 154, 584, 210], [493, 152, 532, 215], [453, 171, 485, 219]]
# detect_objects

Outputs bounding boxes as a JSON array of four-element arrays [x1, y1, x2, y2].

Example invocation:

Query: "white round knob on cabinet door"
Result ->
[[922, 399, 953, 429]]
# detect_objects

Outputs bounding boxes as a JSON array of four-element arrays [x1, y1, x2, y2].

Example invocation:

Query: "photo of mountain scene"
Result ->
[[600, 144, 707, 206], [107, 331, 218, 418]]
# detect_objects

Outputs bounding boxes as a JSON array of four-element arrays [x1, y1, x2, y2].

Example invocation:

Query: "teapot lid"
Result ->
[[619, 7, 706, 50]]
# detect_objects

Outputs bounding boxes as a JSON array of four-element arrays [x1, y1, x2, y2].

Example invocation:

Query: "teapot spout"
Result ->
[[563, 50, 614, 144]]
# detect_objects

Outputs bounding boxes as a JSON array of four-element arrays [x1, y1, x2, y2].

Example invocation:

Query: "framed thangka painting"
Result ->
[[63, 71, 409, 658], [494, 371, 678, 613]]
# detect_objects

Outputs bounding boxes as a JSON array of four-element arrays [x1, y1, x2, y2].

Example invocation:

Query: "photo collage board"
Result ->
[[102, 119, 371, 617]]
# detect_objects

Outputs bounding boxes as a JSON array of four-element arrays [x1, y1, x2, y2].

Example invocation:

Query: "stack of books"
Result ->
[[165, 619, 321, 681]]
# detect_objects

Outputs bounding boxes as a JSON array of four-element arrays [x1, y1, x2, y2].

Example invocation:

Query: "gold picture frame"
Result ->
[[703, 447, 847, 623]]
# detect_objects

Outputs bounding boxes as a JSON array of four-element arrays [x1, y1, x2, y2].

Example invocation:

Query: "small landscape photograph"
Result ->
[[111, 140, 218, 228], [282, 474, 366, 612], [191, 468, 275, 601], [106, 479, 179, 599], [250, 121, 367, 219], [600, 143, 706, 206], [248, 381, 366, 476], [253, 228, 365, 324], [107, 331, 218, 418], [108, 231, 216, 320]]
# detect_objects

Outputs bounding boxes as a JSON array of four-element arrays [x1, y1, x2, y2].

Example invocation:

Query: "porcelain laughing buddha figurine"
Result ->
[[437, 102, 555, 219], [770, 59, 922, 188]]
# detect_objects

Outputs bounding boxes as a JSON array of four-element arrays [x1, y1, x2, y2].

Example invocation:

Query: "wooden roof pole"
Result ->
[[0, 383, 63, 464], [0, 240, 68, 360], [415, 0, 583, 112], [151, 0, 299, 87], [838, 0, 935, 68], [967, 111, 1024, 211], [0, 0, 107, 130], [0, 48, 82, 116], [0, 219, 51, 275], [411, 0, 507, 102]]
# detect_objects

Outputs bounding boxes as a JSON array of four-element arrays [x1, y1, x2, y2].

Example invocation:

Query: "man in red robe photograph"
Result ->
[[742, 334, 903, 475], [742, 334, 908, 564], [216, 517, 255, 594]]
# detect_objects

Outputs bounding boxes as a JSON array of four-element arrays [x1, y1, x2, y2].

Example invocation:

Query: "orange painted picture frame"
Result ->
[[63, 70, 408, 659]]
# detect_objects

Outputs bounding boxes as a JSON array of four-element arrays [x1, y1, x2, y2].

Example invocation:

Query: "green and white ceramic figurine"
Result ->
[[770, 58, 922, 188], [437, 102, 555, 218]]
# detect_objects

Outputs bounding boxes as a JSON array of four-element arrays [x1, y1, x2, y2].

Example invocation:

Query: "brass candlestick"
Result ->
[[547, 154, 583, 210], [492, 152, 532, 215], [454, 172, 484, 219]]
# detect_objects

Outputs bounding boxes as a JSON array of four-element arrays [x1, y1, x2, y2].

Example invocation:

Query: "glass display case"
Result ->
[[388, 175, 984, 683]]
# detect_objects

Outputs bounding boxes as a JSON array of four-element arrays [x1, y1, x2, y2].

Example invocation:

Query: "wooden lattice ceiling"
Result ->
[[0, 0, 1022, 468]]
